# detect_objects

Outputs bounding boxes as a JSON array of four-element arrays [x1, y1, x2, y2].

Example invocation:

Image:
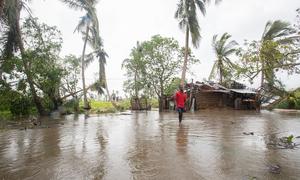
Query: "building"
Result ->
[[168, 81, 258, 111]]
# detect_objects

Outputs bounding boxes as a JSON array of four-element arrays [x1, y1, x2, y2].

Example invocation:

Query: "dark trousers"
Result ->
[[177, 107, 184, 123]]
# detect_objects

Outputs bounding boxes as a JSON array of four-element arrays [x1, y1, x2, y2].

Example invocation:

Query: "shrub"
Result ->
[[9, 96, 32, 116]]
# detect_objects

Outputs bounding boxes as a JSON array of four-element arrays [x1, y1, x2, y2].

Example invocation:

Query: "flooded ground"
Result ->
[[0, 110, 300, 180]]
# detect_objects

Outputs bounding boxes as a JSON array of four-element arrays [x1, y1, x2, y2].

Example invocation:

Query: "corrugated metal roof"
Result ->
[[230, 89, 256, 94], [201, 90, 230, 93]]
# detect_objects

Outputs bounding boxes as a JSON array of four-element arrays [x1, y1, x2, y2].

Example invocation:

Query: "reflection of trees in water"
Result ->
[[92, 121, 107, 179], [127, 112, 162, 179]]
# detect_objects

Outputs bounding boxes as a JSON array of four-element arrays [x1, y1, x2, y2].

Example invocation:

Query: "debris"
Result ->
[[119, 112, 132, 115], [267, 164, 281, 174], [266, 135, 299, 149], [243, 132, 254, 135]]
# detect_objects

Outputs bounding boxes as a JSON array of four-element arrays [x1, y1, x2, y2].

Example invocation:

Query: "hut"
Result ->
[[166, 81, 257, 111]]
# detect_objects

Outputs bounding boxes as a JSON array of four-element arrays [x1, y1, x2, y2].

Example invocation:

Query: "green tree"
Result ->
[[60, 55, 81, 98], [141, 35, 183, 111], [123, 35, 199, 111], [165, 77, 182, 96], [1, 0, 47, 115], [175, 0, 220, 85], [22, 18, 64, 110], [122, 42, 146, 99], [238, 20, 300, 102], [209, 32, 238, 85]]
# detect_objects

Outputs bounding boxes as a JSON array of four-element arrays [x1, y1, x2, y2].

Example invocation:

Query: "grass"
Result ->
[[0, 110, 12, 120], [78, 98, 159, 114], [1, 98, 160, 119], [79, 99, 133, 114]]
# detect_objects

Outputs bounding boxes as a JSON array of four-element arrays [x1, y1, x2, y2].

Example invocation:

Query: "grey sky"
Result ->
[[29, 0, 300, 95]]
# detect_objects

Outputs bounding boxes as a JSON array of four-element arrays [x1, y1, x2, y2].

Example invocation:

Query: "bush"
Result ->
[[9, 96, 32, 116], [116, 99, 131, 111], [64, 98, 80, 113], [0, 111, 12, 120], [150, 98, 159, 108]]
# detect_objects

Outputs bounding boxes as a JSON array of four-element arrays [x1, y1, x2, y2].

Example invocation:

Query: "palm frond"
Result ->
[[59, 0, 86, 10], [195, 0, 206, 16], [208, 61, 218, 80], [188, 13, 201, 48], [262, 20, 292, 41], [74, 15, 89, 33], [83, 52, 94, 68]]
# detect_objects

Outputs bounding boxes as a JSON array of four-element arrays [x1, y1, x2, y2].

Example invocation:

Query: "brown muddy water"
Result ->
[[0, 110, 300, 180]]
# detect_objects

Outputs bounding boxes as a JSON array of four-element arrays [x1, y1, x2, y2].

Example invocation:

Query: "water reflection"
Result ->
[[0, 110, 299, 179], [176, 124, 189, 154]]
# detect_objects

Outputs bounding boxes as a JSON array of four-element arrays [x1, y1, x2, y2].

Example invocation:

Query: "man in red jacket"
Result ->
[[174, 85, 187, 123]]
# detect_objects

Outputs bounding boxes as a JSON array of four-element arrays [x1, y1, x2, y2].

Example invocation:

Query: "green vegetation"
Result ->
[[0, 1, 300, 121], [175, 0, 220, 84], [209, 33, 238, 85], [123, 35, 199, 111], [275, 89, 300, 110]]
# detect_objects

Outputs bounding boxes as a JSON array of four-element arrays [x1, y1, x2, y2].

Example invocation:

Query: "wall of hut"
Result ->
[[194, 92, 232, 109]]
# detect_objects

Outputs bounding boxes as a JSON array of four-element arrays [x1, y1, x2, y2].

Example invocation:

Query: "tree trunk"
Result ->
[[181, 26, 189, 86], [260, 58, 265, 90], [219, 59, 223, 85], [134, 71, 141, 109], [159, 81, 164, 112], [158, 97, 163, 112], [259, 57, 265, 100], [104, 79, 118, 110], [0, 67, 3, 81], [101, 63, 118, 110], [81, 24, 90, 109], [61, 84, 93, 100], [0, 0, 4, 18], [15, 4, 46, 115]]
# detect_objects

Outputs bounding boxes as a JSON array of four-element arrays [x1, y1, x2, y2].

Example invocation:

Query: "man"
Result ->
[[174, 85, 187, 123]]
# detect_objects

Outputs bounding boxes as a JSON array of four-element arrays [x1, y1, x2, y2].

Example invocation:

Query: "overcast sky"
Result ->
[[28, 0, 300, 95]]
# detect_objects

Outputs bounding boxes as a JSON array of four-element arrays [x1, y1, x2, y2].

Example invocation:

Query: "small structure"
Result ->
[[166, 81, 257, 111]]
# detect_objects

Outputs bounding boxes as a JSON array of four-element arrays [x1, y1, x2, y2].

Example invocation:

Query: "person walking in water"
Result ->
[[174, 85, 187, 123]]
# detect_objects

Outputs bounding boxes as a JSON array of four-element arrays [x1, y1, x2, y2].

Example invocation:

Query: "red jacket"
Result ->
[[175, 91, 187, 108]]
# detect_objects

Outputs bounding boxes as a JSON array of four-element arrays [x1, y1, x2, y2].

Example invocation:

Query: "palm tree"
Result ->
[[209, 32, 238, 84], [260, 20, 294, 90], [175, 0, 220, 85], [75, 14, 93, 109], [1, 0, 46, 115], [88, 24, 119, 108], [60, 0, 99, 109], [0, 0, 4, 17]]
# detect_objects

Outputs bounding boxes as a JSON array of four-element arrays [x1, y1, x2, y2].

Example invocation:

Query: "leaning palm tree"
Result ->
[[87, 24, 119, 108], [175, 0, 221, 85], [75, 14, 94, 109], [260, 20, 294, 90], [60, 0, 99, 109], [1, 0, 46, 115], [209, 32, 238, 84]]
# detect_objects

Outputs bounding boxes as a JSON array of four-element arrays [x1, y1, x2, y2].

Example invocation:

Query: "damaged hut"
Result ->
[[167, 81, 258, 111]]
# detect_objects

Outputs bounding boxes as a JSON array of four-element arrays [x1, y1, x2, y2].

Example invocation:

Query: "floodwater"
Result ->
[[0, 110, 300, 180]]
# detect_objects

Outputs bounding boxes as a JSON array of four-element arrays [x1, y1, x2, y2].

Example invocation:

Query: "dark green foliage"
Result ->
[[9, 95, 32, 116], [165, 77, 181, 96], [63, 98, 80, 113], [209, 32, 238, 84]]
